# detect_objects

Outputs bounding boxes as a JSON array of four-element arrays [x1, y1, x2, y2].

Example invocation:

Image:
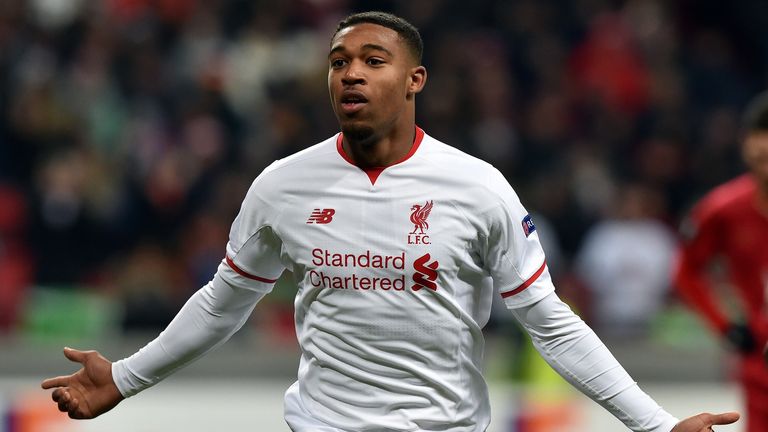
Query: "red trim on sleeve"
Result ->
[[225, 256, 278, 283], [336, 127, 425, 185], [501, 261, 547, 299]]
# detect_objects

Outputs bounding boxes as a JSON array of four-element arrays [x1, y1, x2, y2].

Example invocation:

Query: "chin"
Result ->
[[341, 123, 376, 144]]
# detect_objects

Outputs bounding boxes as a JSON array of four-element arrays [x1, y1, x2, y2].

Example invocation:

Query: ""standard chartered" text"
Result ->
[[311, 248, 405, 269], [309, 270, 406, 290]]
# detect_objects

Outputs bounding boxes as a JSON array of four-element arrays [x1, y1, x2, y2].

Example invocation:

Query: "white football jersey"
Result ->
[[220, 128, 554, 431]]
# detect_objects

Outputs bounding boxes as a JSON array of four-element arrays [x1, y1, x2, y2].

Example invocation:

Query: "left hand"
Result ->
[[671, 412, 740, 432]]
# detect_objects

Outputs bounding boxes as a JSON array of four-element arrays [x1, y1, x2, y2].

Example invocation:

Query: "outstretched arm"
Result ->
[[110, 275, 267, 397], [41, 274, 268, 418], [510, 292, 739, 432]]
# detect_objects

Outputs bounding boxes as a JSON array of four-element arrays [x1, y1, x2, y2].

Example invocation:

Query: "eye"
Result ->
[[330, 58, 347, 69], [367, 57, 385, 66]]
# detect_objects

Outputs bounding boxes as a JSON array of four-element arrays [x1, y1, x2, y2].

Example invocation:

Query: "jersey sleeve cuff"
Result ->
[[112, 359, 144, 398], [607, 382, 680, 432], [660, 417, 681, 432]]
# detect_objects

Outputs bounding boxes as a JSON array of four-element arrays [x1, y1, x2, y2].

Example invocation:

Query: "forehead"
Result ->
[[330, 23, 403, 54]]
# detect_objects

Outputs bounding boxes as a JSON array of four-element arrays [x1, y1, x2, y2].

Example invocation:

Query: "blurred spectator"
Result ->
[[29, 147, 104, 285], [113, 241, 185, 331], [0, 0, 767, 334], [569, 12, 650, 116], [574, 183, 678, 338], [0, 184, 33, 332]]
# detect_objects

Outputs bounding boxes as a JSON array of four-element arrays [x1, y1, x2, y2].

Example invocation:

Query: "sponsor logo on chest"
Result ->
[[304, 200, 442, 294], [309, 249, 439, 292]]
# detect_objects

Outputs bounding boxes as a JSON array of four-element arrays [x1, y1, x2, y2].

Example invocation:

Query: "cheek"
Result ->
[[382, 75, 409, 100]]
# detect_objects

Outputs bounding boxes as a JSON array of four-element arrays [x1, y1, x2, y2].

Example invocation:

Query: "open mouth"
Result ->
[[340, 91, 368, 113]]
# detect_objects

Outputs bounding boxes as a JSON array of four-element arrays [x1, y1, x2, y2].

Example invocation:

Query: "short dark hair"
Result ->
[[333, 11, 423, 64], [743, 91, 768, 132]]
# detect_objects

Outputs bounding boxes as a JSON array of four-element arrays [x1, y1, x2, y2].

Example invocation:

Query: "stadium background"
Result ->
[[1, 0, 766, 430]]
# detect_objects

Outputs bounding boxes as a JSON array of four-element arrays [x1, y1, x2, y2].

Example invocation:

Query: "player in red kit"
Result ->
[[674, 91, 768, 432]]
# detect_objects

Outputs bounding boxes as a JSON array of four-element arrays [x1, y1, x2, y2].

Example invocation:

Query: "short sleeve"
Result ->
[[481, 169, 555, 308], [217, 165, 287, 292]]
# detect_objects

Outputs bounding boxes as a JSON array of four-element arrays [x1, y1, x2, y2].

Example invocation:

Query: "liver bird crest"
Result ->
[[409, 200, 433, 234]]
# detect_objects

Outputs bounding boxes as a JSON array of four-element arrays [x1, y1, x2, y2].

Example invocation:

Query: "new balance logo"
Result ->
[[307, 208, 335, 224], [412, 253, 439, 291]]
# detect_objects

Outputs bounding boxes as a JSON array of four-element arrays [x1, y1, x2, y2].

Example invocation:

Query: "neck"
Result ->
[[341, 125, 416, 168]]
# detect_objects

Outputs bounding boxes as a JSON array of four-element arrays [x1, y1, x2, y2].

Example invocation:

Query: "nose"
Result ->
[[342, 61, 365, 86]]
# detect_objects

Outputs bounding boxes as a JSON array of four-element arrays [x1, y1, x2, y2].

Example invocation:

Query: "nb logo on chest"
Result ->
[[307, 208, 336, 224]]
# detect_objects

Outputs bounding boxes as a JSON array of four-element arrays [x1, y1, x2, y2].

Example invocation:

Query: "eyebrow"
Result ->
[[328, 43, 394, 58]]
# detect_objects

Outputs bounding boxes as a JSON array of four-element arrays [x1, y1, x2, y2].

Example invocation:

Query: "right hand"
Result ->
[[41, 347, 124, 419], [671, 411, 740, 432]]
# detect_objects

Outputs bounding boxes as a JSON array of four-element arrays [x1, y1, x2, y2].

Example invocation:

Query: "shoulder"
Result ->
[[248, 135, 341, 192], [418, 133, 494, 172], [692, 174, 756, 222], [240, 134, 339, 208], [417, 133, 513, 198], [416, 132, 527, 224], [259, 135, 339, 180]]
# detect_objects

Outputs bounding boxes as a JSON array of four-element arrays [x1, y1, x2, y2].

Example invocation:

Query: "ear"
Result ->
[[407, 66, 427, 97]]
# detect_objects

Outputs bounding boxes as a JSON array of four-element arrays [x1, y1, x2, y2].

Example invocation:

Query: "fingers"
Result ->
[[707, 411, 740, 425], [52, 393, 72, 412], [41, 347, 87, 389], [53, 388, 74, 408], [41, 375, 71, 389], [694, 411, 740, 426], [63, 347, 89, 364], [53, 389, 85, 419], [52, 389, 85, 419]]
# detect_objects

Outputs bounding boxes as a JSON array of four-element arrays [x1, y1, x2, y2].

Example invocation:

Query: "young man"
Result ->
[[43, 12, 738, 432], [674, 91, 768, 432]]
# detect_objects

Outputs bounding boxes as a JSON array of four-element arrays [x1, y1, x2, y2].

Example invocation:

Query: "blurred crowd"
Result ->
[[1, 0, 767, 338]]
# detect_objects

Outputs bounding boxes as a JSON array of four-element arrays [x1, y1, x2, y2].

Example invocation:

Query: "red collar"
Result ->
[[336, 127, 425, 185]]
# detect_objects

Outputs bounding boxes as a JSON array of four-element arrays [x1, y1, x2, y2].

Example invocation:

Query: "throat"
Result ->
[[335, 127, 425, 182], [340, 128, 417, 169], [345, 142, 396, 169]]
